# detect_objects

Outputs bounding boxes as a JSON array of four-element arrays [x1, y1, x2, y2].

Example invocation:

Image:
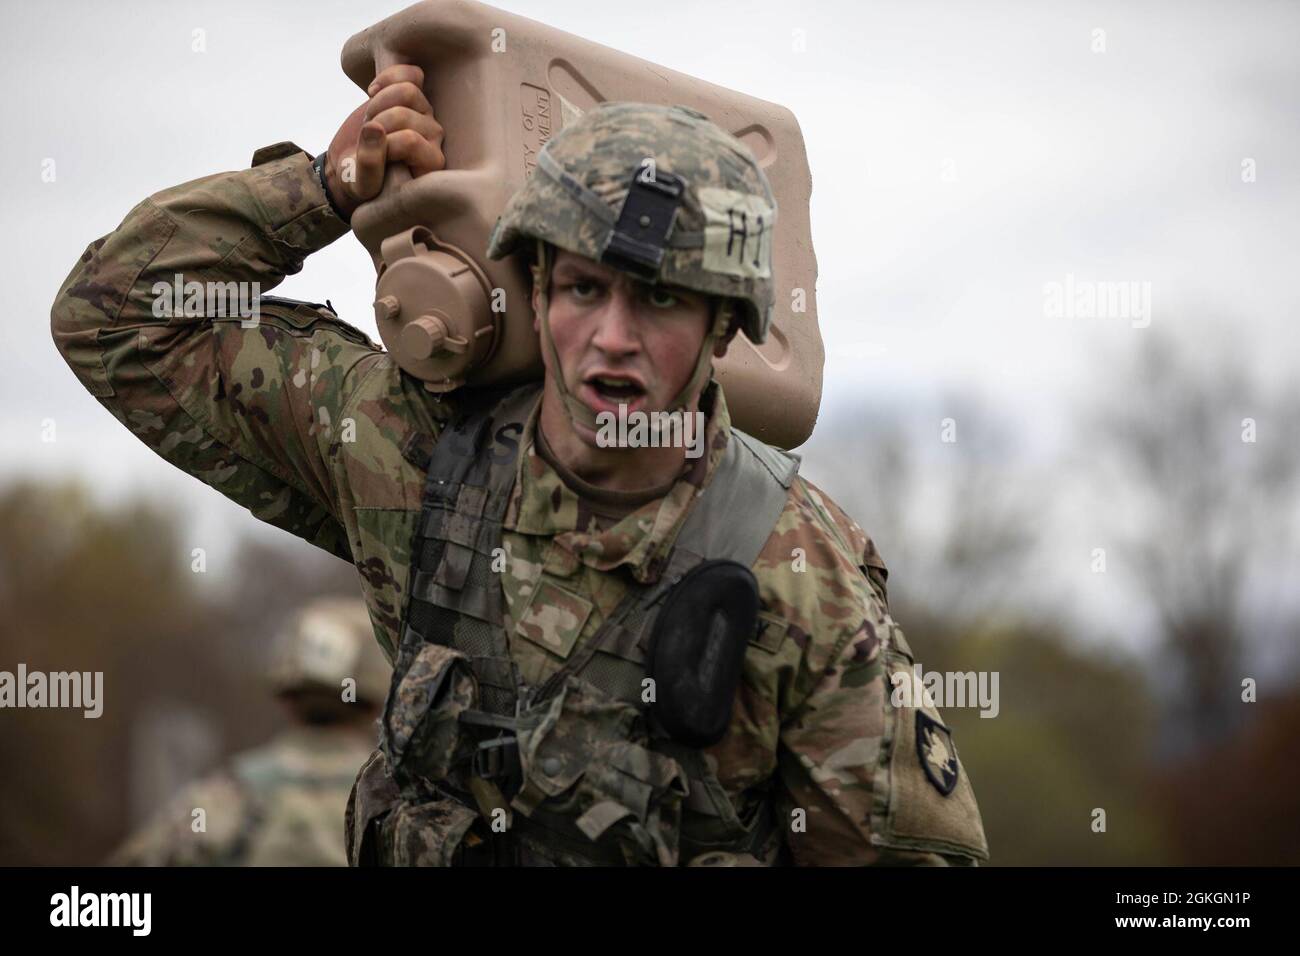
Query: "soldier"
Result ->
[[107, 599, 388, 866], [54, 64, 988, 866]]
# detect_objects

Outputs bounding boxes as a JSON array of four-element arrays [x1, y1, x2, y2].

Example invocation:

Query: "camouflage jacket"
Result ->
[[53, 142, 988, 865], [107, 725, 377, 866]]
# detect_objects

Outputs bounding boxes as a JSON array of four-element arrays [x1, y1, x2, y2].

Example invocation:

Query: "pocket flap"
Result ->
[[386, 797, 481, 867], [383, 643, 478, 783], [346, 749, 401, 867]]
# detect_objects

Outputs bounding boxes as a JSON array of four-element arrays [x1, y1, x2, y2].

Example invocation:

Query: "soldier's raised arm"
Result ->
[[48, 66, 445, 559]]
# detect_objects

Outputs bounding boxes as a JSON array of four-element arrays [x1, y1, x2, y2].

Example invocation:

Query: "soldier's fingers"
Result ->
[[383, 129, 445, 177], [365, 106, 444, 148], [367, 64, 424, 98], [351, 122, 388, 198], [363, 80, 434, 120]]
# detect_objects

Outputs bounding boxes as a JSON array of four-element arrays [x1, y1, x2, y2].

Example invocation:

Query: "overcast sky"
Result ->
[[4, 0, 1297, 652]]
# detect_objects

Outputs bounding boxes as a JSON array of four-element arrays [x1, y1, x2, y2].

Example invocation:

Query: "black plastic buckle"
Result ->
[[473, 735, 522, 790], [601, 166, 686, 281]]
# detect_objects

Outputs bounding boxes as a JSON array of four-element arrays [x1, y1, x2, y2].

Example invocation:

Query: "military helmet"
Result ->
[[486, 101, 778, 345], [267, 598, 390, 705]]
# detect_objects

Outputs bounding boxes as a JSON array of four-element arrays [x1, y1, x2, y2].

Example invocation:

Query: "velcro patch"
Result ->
[[699, 186, 775, 279], [514, 577, 593, 660]]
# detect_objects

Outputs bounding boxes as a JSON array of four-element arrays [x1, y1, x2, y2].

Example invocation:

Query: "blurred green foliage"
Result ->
[[929, 624, 1172, 865]]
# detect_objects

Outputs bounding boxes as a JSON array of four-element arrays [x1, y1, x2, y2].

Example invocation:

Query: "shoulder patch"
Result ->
[[916, 712, 959, 796], [871, 648, 990, 861]]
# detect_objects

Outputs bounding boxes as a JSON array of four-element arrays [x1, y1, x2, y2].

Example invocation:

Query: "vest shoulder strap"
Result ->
[[672, 427, 800, 570]]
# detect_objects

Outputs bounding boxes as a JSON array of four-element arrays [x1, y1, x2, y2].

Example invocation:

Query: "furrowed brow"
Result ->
[[553, 259, 613, 282]]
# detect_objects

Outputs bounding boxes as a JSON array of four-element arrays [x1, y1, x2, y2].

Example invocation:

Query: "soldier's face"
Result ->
[[535, 249, 719, 446]]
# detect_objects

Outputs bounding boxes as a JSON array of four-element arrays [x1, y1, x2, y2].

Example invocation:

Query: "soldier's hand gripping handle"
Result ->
[[323, 63, 445, 221]]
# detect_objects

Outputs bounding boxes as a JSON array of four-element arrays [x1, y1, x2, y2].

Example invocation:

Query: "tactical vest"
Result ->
[[346, 383, 801, 866]]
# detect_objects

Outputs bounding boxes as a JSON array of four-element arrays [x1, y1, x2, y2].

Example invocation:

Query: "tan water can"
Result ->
[[342, 0, 822, 448]]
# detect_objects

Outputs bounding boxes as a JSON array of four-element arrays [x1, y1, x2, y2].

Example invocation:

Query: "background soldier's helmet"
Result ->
[[267, 598, 390, 705], [485, 101, 779, 345]]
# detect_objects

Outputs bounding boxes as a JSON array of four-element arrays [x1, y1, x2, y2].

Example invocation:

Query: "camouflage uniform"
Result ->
[[53, 110, 988, 865], [107, 598, 388, 867], [107, 725, 377, 867]]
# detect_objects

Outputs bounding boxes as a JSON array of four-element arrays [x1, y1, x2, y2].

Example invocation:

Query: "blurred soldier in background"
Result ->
[[107, 598, 389, 866]]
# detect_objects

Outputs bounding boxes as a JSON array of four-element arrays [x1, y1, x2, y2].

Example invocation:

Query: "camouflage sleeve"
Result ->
[[50, 142, 374, 559], [771, 479, 990, 866], [105, 773, 254, 867]]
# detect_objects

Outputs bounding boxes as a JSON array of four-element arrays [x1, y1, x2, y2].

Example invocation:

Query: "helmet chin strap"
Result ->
[[532, 237, 731, 437]]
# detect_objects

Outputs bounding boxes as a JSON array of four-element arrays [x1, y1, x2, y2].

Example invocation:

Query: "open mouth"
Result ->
[[587, 375, 646, 402], [580, 373, 649, 416]]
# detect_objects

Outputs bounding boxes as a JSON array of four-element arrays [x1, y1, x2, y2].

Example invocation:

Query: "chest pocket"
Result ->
[[529, 581, 780, 864], [510, 677, 690, 866]]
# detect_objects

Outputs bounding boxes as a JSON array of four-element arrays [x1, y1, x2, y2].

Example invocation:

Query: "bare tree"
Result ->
[[802, 390, 1044, 632], [1078, 326, 1300, 749]]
